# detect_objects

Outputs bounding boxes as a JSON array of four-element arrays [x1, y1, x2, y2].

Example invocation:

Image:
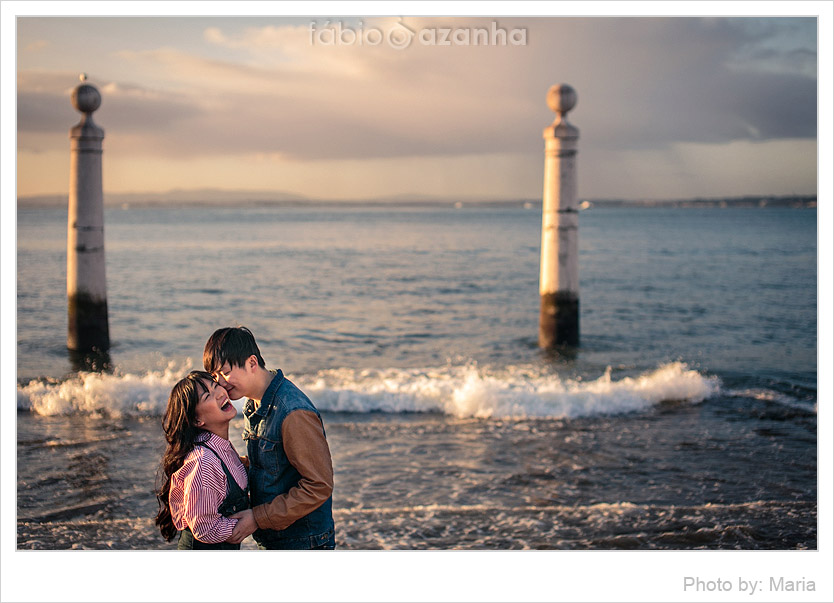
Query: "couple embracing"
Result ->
[[154, 326, 335, 550]]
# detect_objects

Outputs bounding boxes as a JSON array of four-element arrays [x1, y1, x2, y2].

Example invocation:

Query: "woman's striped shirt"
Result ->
[[169, 431, 248, 544]]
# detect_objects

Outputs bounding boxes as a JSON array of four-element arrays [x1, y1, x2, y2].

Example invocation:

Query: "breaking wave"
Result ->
[[299, 361, 720, 419], [17, 360, 720, 420]]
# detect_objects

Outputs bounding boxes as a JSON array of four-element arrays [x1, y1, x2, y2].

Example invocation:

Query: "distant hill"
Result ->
[[17, 188, 311, 208], [17, 191, 817, 209], [16, 189, 475, 208]]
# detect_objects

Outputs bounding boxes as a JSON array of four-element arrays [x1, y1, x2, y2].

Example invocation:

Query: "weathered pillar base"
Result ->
[[68, 348, 112, 373], [539, 291, 579, 348], [68, 293, 110, 352]]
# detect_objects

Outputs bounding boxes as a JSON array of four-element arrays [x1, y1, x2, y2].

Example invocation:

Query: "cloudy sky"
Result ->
[[14, 10, 820, 201]]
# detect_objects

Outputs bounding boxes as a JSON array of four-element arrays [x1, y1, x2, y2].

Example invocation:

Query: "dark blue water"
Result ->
[[16, 203, 817, 549], [17, 204, 816, 384]]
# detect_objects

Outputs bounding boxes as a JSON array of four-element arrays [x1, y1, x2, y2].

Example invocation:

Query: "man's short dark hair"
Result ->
[[203, 326, 266, 374]]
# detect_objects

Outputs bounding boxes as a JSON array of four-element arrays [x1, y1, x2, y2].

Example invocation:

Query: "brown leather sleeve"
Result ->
[[251, 409, 334, 531]]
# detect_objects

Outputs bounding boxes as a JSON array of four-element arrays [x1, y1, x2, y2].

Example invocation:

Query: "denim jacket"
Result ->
[[242, 370, 334, 549]]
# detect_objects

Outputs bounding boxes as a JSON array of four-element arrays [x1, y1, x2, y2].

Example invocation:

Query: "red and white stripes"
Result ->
[[169, 432, 248, 543]]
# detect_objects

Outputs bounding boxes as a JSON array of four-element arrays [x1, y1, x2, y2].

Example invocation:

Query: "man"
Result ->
[[203, 326, 335, 549]]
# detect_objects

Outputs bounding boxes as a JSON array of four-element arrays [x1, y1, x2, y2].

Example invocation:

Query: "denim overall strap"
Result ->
[[197, 442, 249, 516], [177, 443, 250, 551]]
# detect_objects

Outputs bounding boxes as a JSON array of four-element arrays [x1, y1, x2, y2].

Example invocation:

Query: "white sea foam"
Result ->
[[17, 361, 720, 419], [726, 388, 817, 413], [300, 361, 720, 419], [17, 360, 192, 417]]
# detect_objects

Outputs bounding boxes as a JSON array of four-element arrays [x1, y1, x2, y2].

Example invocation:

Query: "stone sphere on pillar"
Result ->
[[546, 84, 577, 118], [72, 76, 101, 114]]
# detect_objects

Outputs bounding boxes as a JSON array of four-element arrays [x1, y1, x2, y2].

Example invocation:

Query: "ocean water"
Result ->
[[15, 203, 817, 549]]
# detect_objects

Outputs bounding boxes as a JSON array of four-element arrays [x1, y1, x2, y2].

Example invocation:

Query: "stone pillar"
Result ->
[[67, 74, 109, 352], [539, 84, 579, 348]]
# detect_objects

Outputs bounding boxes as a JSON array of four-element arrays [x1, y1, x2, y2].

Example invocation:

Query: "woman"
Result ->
[[155, 370, 249, 549]]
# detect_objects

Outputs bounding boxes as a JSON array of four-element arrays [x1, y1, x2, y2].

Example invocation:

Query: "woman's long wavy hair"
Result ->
[[154, 370, 213, 541]]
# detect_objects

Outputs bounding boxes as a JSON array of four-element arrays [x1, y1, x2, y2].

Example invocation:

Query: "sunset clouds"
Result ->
[[15, 15, 818, 200]]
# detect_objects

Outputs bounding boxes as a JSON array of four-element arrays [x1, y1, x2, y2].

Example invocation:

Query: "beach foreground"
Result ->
[[17, 398, 816, 550]]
